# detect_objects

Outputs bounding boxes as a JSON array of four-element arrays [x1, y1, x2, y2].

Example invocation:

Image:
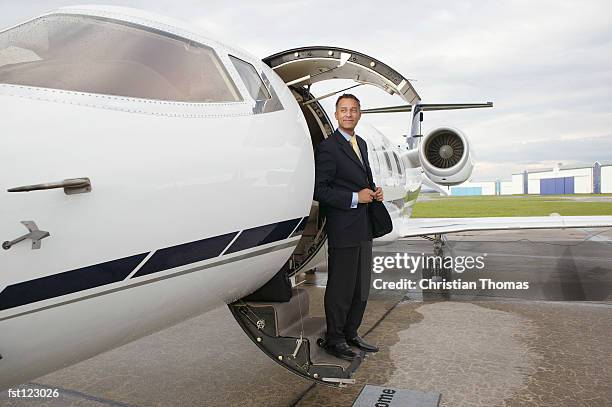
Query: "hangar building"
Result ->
[[445, 162, 612, 196], [511, 161, 612, 195]]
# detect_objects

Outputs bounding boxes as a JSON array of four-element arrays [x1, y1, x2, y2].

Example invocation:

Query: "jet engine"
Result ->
[[418, 127, 473, 185]]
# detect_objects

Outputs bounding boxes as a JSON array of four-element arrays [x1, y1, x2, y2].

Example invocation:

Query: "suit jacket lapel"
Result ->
[[334, 130, 366, 173]]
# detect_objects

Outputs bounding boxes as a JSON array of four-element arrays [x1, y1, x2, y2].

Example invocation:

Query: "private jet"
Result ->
[[1, 5, 611, 389]]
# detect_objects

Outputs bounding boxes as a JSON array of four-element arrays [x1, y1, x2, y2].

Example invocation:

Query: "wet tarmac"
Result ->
[[1, 228, 611, 406]]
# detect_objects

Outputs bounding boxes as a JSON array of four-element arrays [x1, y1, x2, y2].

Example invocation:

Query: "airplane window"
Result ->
[[392, 151, 406, 185], [392, 151, 403, 175], [383, 151, 393, 173], [0, 15, 242, 102], [229, 56, 271, 101], [368, 141, 381, 176], [376, 152, 388, 176]]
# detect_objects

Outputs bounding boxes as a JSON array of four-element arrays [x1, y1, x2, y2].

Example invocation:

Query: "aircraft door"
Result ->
[[263, 46, 420, 105], [0, 106, 151, 311]]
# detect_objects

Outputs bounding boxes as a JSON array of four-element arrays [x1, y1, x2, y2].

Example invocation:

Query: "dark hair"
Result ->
[[335, 93, 361, 110]]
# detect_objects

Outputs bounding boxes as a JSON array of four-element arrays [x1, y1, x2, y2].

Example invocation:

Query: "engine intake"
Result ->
[[418, 127, 473, 185], [425, 130, 464, 168]]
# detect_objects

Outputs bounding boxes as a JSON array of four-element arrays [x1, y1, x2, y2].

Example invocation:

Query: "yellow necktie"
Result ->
[[350, 136, 363, 163]]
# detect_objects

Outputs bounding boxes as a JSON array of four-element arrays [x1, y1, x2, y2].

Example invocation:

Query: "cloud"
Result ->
[[1, 1, 610, 182]]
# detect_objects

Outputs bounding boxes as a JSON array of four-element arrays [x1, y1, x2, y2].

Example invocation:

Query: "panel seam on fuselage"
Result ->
[[125, 250, 157, 280], [0, 239, 299, 322]]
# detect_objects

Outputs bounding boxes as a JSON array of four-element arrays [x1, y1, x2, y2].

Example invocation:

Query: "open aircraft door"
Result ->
[[264, 46, 420, 105], [229, 47, 419, 387]]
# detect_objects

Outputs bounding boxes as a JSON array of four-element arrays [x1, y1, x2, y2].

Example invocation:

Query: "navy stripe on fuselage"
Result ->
[[0, 216, 308, 312], [0, 253, 148, 311], [132, 232, 237, 278], [225, 218, 301, 254]]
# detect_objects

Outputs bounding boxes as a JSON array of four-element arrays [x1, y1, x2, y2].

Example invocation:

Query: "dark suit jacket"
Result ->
[[314, 130, 377, 248]]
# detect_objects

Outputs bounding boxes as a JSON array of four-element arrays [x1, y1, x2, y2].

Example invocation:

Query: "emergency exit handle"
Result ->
[[7, 178, 91, 195]]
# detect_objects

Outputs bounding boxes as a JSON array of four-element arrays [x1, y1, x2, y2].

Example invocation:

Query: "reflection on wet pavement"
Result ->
[[1, 229, 610, 406], [297, 298, 611, 407]]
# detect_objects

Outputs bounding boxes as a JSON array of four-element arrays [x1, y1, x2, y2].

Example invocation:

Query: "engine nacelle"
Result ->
[[419, 127, 473, 186]]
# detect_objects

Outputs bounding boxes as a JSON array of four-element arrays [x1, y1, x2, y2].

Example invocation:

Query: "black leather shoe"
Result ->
[[324, 342, 357, 360], [347, 335, 379, 352]]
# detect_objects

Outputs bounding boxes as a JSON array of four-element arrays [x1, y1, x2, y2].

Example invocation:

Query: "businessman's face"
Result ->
[[335, 97, 361, 134]]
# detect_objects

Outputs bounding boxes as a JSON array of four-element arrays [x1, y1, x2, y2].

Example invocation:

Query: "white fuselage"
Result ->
[[0, 6, 422, 389], [0, 50, 314, 388]]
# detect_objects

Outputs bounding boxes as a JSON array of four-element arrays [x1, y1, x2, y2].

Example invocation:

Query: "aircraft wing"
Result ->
[[399, 215, 612, 237]]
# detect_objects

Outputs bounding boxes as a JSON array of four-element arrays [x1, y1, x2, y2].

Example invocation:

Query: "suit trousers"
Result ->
[[324, 240, 373, 345]]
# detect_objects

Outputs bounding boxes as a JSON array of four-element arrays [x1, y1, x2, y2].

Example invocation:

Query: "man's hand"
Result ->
[[358, 188, 374, 203], [373, 187, 384, 201]]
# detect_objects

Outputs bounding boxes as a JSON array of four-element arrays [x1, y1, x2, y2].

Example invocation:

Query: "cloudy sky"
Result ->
[[2, 1, 611, 181]]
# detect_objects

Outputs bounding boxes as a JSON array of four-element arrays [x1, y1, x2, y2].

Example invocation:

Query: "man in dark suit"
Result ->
[[314, 94, 383, 360]]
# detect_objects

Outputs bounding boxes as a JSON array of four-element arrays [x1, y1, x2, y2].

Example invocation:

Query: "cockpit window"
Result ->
[[229, 55, 271, 101], [0, 15, 242, 102]]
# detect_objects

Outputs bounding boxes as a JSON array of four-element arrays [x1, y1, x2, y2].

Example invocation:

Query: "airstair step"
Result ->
[[281, 316, 353, 368], [229, 287, 365, 386], [279, 315, 325, 341], [243, 288, 309, 336]]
